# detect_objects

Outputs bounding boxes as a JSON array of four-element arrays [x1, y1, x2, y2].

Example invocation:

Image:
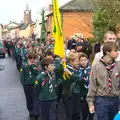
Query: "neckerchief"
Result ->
[[100, 57, 116, 91], [79, 65, 91, 89]]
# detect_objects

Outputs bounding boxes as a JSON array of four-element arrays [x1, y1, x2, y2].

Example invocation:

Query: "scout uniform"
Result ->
[[21, 47, 28, 66], [62, 64, 80, 120], [20, 63, 39, 116], [15, 45, 21, 70], [34, 58, 63, 120], [35, 71, 58, 120], [71, 64, 94, 120], [87, 59, 120, 120]]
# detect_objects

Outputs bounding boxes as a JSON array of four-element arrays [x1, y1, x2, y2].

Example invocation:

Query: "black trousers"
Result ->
[[7, 48, 11, 57], [63, 96, 74, 120], [63, 95, 94, 120], [16, 55, 22, 70], [33, 89, 40, 116], [72, 95, 94, 120], [23, 84, 34, 114], [40, 100, 57, 120]]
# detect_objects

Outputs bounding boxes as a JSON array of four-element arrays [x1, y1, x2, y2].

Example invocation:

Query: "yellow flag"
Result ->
[[52, 0, 70, 80], [52, 0, 65, 58]]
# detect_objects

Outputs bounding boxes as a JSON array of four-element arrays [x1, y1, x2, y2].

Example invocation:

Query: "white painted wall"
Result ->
[[0, 25, 3, 39]]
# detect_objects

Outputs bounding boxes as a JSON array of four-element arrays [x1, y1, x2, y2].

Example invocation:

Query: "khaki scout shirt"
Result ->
[[87, 60, 120, 107]]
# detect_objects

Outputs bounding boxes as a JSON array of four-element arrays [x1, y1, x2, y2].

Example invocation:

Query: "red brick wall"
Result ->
[[63, 11, 93, 38], [46, 11, 93, 38], [46, 16, 52, 32]]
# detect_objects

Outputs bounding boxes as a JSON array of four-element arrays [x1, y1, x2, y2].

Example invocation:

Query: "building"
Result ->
[[46, 0, 95, 38], [2, 22, 22, 38], [34, 19, 42, 39], [1, 4, 36, 38], [0, 24, 3, 39], [24, 4, 32, 23], [19, 22, 35, 38]]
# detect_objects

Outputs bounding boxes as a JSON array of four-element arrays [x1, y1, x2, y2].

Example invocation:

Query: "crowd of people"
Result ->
[[2, 31, 120, 120]]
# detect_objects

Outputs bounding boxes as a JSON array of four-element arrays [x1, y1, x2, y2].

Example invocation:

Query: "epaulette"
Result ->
[[66, 65, 75, 71], [41, 72, 46, 74]]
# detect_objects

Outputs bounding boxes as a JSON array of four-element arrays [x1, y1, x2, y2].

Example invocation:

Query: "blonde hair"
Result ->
[[69, 53, 79, 62], [104, 31, 115, 40]]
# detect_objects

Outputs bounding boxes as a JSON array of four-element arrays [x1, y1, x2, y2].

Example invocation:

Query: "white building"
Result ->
[[0, 24, 3, 39]]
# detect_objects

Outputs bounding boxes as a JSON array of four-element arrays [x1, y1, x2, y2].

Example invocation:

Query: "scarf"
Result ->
[[100, 57, 116, 90], [79, 65, 91, 89]]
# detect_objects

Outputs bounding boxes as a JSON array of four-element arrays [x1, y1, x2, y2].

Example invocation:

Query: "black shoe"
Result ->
[[34, 115, 39, 120], [29, 113, 34, 117]]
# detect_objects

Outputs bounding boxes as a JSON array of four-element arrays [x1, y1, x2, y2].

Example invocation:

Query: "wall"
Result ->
[[46, 11, 93, 39], [63, 11, 93, 38], [34, 23, 42, 38], [46, 15, 52, 32], [19, 25, 31, 37], [0, 25, 2, 39]]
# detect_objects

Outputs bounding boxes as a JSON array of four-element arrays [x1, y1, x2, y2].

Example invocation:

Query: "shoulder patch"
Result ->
[[41, 72, 45, 74], [20, 68, 22, 72], [35, 80, 38, 84]]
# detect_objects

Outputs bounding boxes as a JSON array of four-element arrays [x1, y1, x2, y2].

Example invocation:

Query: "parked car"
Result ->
[[0, 41, 5, 58]]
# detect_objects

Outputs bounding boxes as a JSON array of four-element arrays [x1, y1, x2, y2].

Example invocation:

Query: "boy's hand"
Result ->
[[89, 104, 95, 114], [61, 58, 66, 64], [64, 68, 72, 75], [28, 60, 32, 65]]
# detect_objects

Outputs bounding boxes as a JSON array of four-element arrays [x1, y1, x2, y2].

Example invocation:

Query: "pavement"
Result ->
[[0, 57, 33, 120]]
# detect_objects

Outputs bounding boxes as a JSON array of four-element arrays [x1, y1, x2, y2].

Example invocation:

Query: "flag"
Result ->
[[52, 0, 70, 80], [40, 9, 46, 43], [52, 0, 65, 58]]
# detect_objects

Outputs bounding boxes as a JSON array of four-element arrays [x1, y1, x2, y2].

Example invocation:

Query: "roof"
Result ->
[[39, 18, 47, 24], [7, 21, 21, 26], [7, 23, 23, 31], [45, 11, 53, 17], [19, 21, 36, 30], [30, 22, 36, 26], [60, 0, 95, 11], [19, 23, 30, 30], [46, 0, 95, 17]]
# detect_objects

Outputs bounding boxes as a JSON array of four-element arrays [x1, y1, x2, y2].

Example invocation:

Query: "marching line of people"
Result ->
[[2, 31, 120, 120]]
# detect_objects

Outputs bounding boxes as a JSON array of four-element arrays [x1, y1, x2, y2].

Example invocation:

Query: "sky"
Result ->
[[0, 0, 71, 24]]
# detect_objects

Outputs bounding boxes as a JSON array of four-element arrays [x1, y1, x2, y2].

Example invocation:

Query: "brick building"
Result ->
[[24, 4, 32, 23], [46, 0, 95, 39]]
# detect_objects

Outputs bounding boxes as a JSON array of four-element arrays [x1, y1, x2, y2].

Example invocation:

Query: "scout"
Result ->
[[72, 53, 93, 120], [20, 52, 39, 117], [87, 42, 120, 120], [62, 53, 80, 120], [15, 42, 21, 70], [34, 58, 59, 120], [34, 58, 72, 120]]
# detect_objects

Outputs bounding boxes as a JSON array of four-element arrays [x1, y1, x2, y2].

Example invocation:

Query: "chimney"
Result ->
[[49, 4, 53, 12]]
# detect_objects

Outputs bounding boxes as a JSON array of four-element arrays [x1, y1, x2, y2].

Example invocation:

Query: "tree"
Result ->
[[92, 0, 120, 41]]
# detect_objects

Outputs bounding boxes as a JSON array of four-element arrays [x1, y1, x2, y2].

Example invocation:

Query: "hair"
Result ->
[[27, 52, 37, 59], [79, 53, 88, 60], [47, 31, 51, 36], [45, 50, 54, 57], [39, 53, 45, 62], [69, 53, 78, 62], [104, 31, 115, 40], [103, 42, 118, 56], [41, 58, 53, 71]]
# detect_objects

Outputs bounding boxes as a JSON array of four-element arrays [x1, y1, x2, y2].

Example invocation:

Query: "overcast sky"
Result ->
[[0, 0, 70, 24]]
